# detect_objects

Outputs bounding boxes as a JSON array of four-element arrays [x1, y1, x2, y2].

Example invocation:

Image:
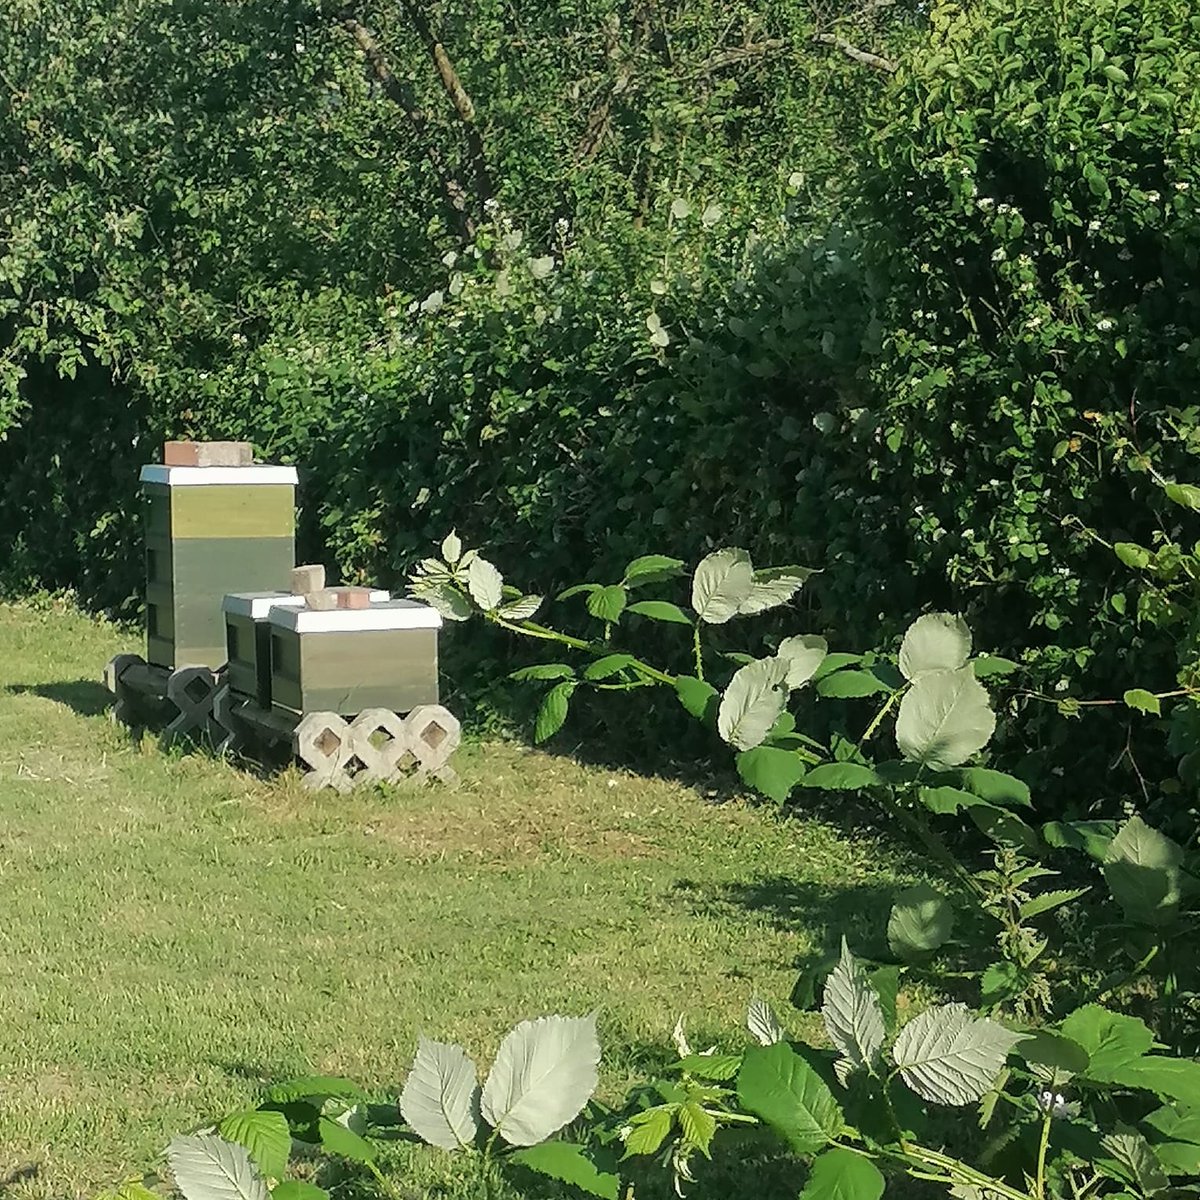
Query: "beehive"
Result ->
[[141, 463, 298, 669], [267, 599, 441, 716], [222, 590, 390, 709]]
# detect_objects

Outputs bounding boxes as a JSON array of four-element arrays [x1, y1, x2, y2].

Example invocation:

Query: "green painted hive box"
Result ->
[[222, 590, 390, 709], [140, 464, 298, 669], [268, 599, 442, 717]]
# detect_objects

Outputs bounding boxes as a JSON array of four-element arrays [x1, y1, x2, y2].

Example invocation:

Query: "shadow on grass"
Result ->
[[671, 873, 899, 961], [4, 679, 114, 717]]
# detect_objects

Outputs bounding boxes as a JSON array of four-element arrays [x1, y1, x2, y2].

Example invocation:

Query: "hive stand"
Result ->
[[103, 653, 223, 746], [212, 693, 461, 791]]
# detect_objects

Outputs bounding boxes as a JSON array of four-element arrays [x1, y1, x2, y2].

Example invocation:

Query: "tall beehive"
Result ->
[[141, 460, 298, 669], [267, 599, 441, 716]]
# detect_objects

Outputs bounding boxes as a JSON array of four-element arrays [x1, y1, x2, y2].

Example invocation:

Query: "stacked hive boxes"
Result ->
[[222, 588, 390, 709], [141, 442, 297, 669]]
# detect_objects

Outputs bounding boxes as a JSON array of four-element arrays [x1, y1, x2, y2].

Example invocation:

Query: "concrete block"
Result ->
[[163, 440, 254, 467], [305, 588, 339, 611], [291, 564, 326, 595]]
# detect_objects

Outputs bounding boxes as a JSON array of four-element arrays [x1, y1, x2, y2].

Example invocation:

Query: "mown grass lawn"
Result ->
[[0, 600, 920, 1200]]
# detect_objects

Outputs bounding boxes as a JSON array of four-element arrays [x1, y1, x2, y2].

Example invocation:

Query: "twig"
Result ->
[[812, 32, 897, 72]]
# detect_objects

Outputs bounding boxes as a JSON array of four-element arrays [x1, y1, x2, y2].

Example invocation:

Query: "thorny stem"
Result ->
[[692, 624, 705, 681], [898, 1144, 1034, 1200], [491, 616, 676, 685], [1035, 1104, 1053, 1200], [858, 687, 903, 749], [877, 787, 979, 897]]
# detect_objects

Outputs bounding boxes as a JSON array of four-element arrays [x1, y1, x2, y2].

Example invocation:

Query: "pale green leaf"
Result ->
[[1123, 688, 1162, 717], [586, 585, 627, 623], [1016, 1030, 1090, 1077], [801, 763, 881, 791], [899, 613, 972, 680], [480, 1015, 601, 1147], [892, 1004, 1021, 1106], [1165, 482, 1200, 511], [440, 531, 462, 565], [510, 663, 574, 682], [626, 600, 692, 625], [1110, 1058, 1200, 1108], [466, 557, 504, 611], [1099, 1130, 1169, 1195], [410, 579, 473, 622], [317, 1116, 375, 1163], [676, 1053, 742, 1082], [167, 1136, 270, 1200], [675, 675, 718, 721], [815, 669, 890, 698], [535, 681, 576, 743], [270, 1185, 328, 1200], [622, 555, 685, 587], [896, 667, 996, 770], [691, 548, 755, 624], [718, 657, 789, 751], [678, 1101, 717, 1155], [399, 1037, 481, 1151], [737, 566, 815, 615], [1103, 815, 1184, 926], [957, 767, 1032, 808], [583, 654, 636, 681], [497, 594, 543, 621], [747, 999, 785, 1047], [1019, 887, 1089, 919], [981, 962, 1030, 1010], [919, 785, 984, 814], [622, 1107, 673, 1157], [821, 938, 885, 1080], [777, 635, 828, 689], [971, 655, 1020, 678]]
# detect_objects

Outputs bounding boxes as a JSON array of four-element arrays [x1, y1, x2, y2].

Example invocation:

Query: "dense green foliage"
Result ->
[[5, 0, 1200, 803]]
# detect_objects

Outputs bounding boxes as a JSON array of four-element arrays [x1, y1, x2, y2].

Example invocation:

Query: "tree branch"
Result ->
[[396, 0, 492, 214], [696, 38, 787, 77], [812, 32, 896, 72], [338, 9, 476, 239]]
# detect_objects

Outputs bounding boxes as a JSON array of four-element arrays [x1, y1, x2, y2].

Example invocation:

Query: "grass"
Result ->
[[0, 599, 921, 1199]]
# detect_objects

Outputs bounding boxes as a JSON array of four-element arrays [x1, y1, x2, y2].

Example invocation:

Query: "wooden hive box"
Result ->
[[223, 590, 390, 709], [141, 463, 298, 669], [267, 599, 442, 717]]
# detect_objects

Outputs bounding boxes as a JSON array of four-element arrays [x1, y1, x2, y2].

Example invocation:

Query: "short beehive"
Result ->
[[141, 463, 298, 669], [222, 590, 390, 709], [267, 599, 441, 716]]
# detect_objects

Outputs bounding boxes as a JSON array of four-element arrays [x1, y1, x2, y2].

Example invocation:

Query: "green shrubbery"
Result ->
[[5, 0, 1200, 802]]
